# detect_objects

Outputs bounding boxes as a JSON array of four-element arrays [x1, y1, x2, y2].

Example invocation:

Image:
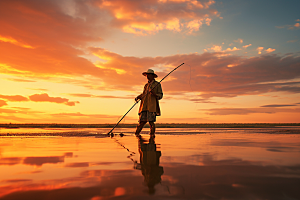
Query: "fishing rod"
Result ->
[[107, 62, 185, 135]]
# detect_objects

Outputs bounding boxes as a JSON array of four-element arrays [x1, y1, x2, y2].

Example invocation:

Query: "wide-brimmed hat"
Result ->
[[142, 69, 158, 78]]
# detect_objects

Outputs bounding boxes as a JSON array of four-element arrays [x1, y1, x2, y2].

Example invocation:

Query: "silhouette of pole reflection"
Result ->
[[134, 134, 164, 195]]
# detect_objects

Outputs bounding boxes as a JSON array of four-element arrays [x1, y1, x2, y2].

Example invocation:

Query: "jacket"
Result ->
[[138, 80, 163, 115]]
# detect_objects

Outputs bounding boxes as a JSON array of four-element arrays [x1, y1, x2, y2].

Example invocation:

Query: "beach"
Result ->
[[1, 127, 300, 199]]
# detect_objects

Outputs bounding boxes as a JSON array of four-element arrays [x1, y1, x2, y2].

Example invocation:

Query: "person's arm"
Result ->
[[150, 82, 163, 100], [135, 84, 147, 102], [155, 83, 163, 100]]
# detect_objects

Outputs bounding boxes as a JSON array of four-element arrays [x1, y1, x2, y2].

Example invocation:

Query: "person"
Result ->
[[135, 69, 163, 136]]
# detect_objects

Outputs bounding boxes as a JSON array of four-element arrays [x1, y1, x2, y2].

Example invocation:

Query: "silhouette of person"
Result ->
[[134, 134, 164, 195], [135, 69, 163, 136]]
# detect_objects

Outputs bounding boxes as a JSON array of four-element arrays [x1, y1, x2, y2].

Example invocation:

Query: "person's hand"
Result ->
[[135, 95, 141, 102]]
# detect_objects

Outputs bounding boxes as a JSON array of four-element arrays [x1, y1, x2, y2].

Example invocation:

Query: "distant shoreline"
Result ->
[[1, 123, 300, 128]]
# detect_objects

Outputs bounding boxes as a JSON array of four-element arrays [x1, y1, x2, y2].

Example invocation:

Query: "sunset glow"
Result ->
[[0, 0, 299, 123]]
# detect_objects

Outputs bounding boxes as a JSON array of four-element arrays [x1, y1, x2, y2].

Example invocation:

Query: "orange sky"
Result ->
[[0, 0, 300, 123]]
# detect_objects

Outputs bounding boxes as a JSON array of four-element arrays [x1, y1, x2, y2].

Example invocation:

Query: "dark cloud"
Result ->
[[64, 162, 90, 168], [0, 95, 29, 102], [2, 179, 32, 183], [202, 107, 300, 115], [261, 104, 297, 107], [0, 157, 22, 165]]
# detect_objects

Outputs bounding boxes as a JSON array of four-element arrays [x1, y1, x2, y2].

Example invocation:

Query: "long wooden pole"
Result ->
[[107, 63, 185, 135]]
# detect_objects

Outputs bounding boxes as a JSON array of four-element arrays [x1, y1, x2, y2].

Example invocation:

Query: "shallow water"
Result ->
[[0, 128, 300, 199]]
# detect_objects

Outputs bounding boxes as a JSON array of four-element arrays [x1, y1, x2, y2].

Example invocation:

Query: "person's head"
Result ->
[[142, 69, 157, 81], [146, 73, 155, 81]]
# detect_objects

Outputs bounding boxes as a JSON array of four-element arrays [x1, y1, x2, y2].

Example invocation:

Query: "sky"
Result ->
[[0, 0, 300, 124]]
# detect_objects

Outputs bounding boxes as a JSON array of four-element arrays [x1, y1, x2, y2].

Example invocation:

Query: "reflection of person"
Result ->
[[135, 69, 163, 136], [135, 135, 164, 195]]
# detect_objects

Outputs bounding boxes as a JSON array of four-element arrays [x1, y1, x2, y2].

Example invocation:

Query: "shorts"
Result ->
[[139, 111, 156, 122]]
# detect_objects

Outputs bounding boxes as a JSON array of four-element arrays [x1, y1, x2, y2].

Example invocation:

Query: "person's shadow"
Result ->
[[134, 134, 164, 195]]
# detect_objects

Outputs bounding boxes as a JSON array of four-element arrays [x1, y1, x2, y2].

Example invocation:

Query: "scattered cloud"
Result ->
[[224, 47, 241, 52], [243, 44, 252, 48], [257, 47, 264, 54], [0, 95, 29, 102], [96, 0, 220, 35], [234, 38, 243, 43], [29, 93, 79, 106], [204, 45, 240, 53], [276, 19, 300, 30], [265, 48, 276, 53], [206, 45, 223, 52]]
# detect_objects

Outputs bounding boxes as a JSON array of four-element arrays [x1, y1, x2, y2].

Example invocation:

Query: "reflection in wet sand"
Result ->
[[134, 134, 164, 195], [0, 130, 299, 199]]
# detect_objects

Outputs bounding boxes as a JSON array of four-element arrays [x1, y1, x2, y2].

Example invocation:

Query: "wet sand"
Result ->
[[0, 128, 300, 199]]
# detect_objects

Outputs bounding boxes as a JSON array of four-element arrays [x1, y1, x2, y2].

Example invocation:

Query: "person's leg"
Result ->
[[149, 121, 156, 135], [135, 121, 147, 135]]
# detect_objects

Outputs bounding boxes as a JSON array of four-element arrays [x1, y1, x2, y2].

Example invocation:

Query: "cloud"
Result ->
[[287, 40, 297, 43], [202, 107, 300, 115], [224, 47, 241, 52], [65, 162, 90, 168], [51, 112, 121, 119], [276, 19, 300, 30], [243, 44, 252, 48], [0, 35, 34, 49], [260, 104, 297, 107], [29, 93, 79, 106], [204, 45, 240, 53], [0, 157, 22, 166], [96, 0, 220, 35], [63, 49, 300, 99], [6, 78, 36, 82], [0, 95, 29, 102], [234, 38, 243, 43], [0, 100, 7, 107], [265, 48, 276, 53], [0, 0, 107, 77], [257, 47, 264, 54], [68, 93, 134, 99]]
